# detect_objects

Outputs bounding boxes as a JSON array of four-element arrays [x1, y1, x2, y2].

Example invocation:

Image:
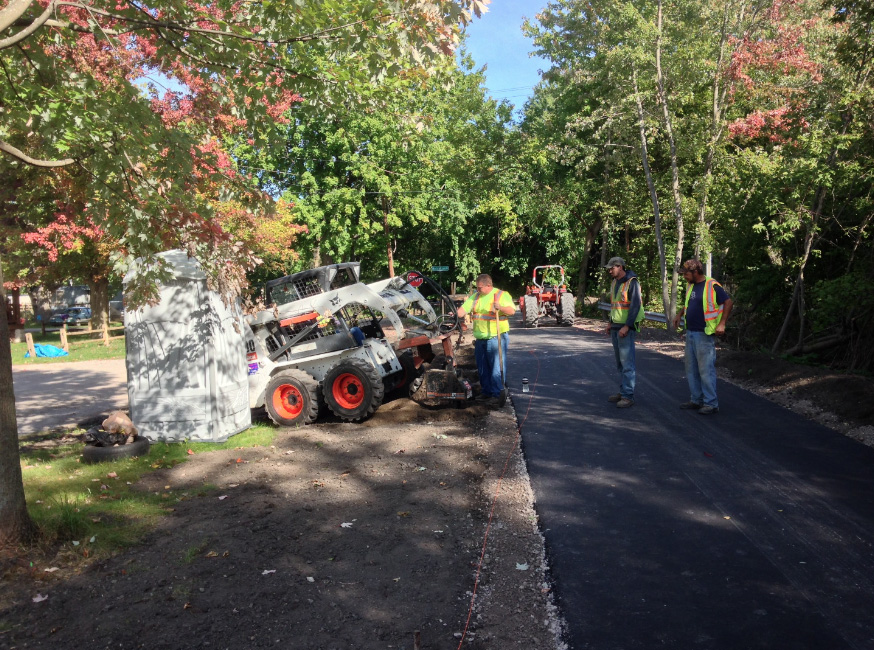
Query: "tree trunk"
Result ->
[[576, 217, 602, 298], [847, 211, 873, 273], [695, 0, 737, 260], [633, 67, 670, 319], [772, 217, 820, 353], [88, 277, 110, 333], [772, 103, 852, 354], [656, 0, 684, 323], [383, 197, 395, 278], [28, 286, 53, 327], [0, 255, 36, 550]]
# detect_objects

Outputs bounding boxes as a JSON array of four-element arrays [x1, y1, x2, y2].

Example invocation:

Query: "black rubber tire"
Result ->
[[81, 436, 150, 464], [323, 358, 385, 421], [559, 292, 576, 326], [265, 369, 320, 427], [386, 352, 421, 395], [522, 295, 539, 327]]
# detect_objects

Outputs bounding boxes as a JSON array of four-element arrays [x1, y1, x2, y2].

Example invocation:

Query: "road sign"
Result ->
[[407, 271, 424, 287], [431, 265, 449, 272]]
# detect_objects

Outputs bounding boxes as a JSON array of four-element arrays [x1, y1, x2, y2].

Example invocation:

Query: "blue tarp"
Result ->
[[24, 344, 69, 358]]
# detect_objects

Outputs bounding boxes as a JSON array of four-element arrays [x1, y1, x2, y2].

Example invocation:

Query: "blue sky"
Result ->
[[461, 0, 551, 110]]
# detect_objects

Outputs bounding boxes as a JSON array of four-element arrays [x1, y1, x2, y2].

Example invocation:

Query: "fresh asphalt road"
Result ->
[[506, 324, 874, 650]]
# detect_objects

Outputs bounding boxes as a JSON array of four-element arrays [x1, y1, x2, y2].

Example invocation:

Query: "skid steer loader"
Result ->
[[244, 263, 470, 427]]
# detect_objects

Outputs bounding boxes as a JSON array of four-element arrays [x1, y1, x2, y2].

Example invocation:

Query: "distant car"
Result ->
[[49, 307, 92, 326]]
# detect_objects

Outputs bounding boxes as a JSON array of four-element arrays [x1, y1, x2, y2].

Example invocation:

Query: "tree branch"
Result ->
[[0, 140, 75, 167], [0, 0, 37, 33], [0, 0, 54, 51], [48, 2, 407, 45]]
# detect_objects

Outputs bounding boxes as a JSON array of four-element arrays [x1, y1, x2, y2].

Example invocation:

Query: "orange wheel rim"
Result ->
[[332, 372, 364, 409], [273, 384, 304, 418]]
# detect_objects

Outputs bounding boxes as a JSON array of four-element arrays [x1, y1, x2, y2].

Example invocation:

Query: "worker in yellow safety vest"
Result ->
[[672, 258, 734, 415], [456, 274, 516, 403], [603, 256, 644, 408]]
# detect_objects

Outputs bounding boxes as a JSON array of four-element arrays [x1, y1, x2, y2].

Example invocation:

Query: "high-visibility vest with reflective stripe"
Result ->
[[683, 277, 724, 335], [466, 289, 511, 339], [610, 277, 644, 328]]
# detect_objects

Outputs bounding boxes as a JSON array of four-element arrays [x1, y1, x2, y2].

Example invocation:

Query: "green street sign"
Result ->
[[431, 265, 449, 272]]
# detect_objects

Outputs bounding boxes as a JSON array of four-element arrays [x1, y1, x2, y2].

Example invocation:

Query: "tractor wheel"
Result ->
[[386, 352, 421, 396], [522, 295, 539, 327], [559, 292, 576, 326], [265, 370, 320, 427], [324, 358, 385, 421]]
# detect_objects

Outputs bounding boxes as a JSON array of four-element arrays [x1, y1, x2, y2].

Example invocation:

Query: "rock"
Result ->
[[103, 410, 138, 437]]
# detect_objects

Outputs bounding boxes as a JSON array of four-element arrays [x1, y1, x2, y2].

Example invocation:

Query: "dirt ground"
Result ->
[[0, 340, 562, 650], [3, 319, 873, 650]]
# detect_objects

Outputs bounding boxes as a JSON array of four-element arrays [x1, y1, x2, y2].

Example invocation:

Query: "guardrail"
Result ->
[[598, 302, 668, 324]]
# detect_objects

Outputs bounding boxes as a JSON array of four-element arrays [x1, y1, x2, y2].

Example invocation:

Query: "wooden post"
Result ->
[[102, 320, 110, 346], [60, 325, 69, 352], [25, 332, 36, 359]]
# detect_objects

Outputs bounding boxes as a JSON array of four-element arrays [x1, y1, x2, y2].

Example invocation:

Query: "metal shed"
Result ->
[[124, 250, 251, 442]]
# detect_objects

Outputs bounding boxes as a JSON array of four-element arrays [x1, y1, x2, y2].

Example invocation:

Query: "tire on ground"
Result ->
[[81, 436, 150, 464], [559, 292, 576, 326], [324, 358, 385, 421], [386, 351, 421, 396], [522, 295, 539, 327], [265, 369, 320, 427]]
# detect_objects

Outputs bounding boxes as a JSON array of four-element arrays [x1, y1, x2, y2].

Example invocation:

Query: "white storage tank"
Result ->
[[124, 250, 251, 442]]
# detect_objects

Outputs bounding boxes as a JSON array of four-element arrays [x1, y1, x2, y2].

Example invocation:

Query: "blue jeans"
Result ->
[[474, 333, 509, 397], [685, 331, 718, 407], [610, 327, 636, 399]]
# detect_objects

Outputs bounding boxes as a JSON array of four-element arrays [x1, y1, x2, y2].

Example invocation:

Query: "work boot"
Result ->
[[607, 393, 622, 403], [616, 398, 634, 408], [679, 401, 703, 410], [698, 405, 719, 415]]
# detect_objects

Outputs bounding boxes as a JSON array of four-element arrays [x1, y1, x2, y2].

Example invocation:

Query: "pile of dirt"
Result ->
[[0, 340, 563, 650]]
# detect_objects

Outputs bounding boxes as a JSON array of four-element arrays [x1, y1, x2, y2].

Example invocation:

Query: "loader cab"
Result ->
[[264, 262, 361, 307]]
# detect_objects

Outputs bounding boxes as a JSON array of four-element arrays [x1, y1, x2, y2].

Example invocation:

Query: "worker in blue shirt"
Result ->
[[672, 258, 734, 415]]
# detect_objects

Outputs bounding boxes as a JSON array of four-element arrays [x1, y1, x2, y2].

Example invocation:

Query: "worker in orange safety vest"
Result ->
[[672, 258, 734, 415]]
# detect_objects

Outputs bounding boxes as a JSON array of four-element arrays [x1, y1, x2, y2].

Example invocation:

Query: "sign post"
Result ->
[[430, 266, 449, 317]]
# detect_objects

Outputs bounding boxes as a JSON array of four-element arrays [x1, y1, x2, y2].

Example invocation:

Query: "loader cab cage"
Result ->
[[265, 262, 361, 306], [339, 303, 386, 340]]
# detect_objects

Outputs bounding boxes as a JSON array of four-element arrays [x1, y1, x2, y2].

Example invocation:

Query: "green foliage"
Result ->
[[1, 0, 485, 304], [809, 274, 874, 334], [236, 50, 515, 288]]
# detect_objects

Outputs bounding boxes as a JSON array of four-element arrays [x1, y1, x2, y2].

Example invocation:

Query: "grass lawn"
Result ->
[[12, 327, 126, 365], [19, 425, 277, 556]]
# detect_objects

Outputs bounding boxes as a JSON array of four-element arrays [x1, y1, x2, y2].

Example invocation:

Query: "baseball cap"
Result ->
[[603, 257, 625, 269]]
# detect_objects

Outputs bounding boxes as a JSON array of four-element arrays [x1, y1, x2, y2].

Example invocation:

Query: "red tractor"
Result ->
[[519, 265, 576, 327]]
